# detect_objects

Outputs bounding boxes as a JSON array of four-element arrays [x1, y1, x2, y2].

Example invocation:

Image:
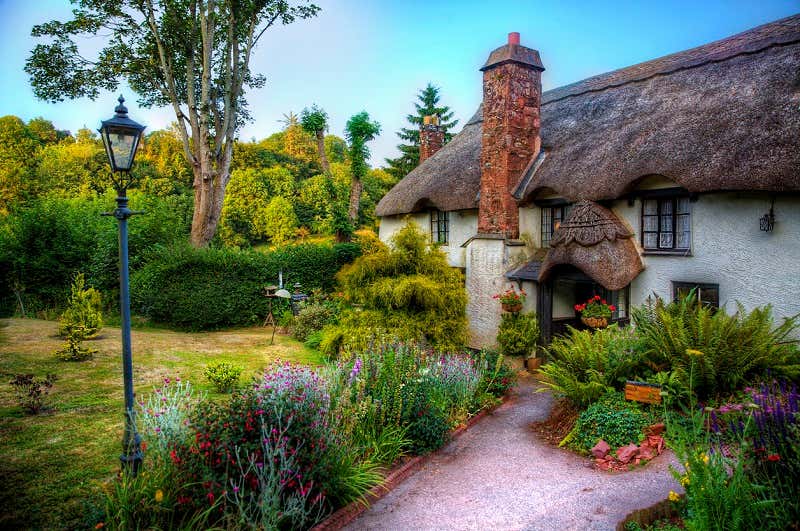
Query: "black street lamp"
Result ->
[[99, 95, 146, 475]]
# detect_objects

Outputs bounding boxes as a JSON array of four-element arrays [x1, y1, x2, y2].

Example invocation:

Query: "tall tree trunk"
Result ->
[[348, 177, 362, 225], [315, 130, 330, 175], [190, 146, 231, 247]]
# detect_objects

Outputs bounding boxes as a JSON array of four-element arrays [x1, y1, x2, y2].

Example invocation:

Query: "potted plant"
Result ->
[[493, 287, 526, 313], [574, 295, 616, 328]]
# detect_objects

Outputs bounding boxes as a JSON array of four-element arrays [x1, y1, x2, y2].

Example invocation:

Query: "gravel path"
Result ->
[[345, 375, 680, 531]]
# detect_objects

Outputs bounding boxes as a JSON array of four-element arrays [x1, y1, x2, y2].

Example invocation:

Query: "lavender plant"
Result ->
[[139, 378, 204, 454]]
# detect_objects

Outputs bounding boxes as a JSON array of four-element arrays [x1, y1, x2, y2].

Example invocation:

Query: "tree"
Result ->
[[300, 104, 330, 174], [319, 220, 468, 356], [26, 0, 320, 247], [344, 112, 380, 225], [384, 83, 458, 180]]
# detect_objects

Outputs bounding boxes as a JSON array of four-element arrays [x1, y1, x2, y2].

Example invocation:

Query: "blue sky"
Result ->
[[0, 0, 797, 164]]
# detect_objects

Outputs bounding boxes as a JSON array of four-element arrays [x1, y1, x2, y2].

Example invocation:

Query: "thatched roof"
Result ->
[[538, 201, 644, 290], [376, 14, 800, 217], [374, 108, 482, 217]]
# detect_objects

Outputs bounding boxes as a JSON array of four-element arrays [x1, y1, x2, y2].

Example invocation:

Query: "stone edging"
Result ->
[[310, 394, 515, 531]]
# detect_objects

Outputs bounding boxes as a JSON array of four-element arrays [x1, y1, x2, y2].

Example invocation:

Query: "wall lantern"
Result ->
[[759, 199, 775, 232]]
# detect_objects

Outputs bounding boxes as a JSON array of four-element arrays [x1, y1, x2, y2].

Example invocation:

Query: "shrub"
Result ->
[[131, 241, 360, 330], [0, 193, 191, 316], [204, 361, 244, 392], [496, 312, 539, 357], [9, 373, 57, 413], [292, 302, 336, 342], [321, 221, 467, 356], [539, 324, 645, 408], [632, 293, 800, 398], [172, 363, 361, 517], [566, 392, 653, 453], [55, 329, 96, 361], [471, 350, 517, 398], [58, 273, 103, 338], [139, 378, 203, 454]]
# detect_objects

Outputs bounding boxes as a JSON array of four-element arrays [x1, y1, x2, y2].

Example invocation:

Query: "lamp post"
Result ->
[[98, 95, 146, 475]]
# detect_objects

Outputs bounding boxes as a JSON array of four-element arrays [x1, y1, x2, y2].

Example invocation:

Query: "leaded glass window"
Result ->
[[642, 196, 691, 252]]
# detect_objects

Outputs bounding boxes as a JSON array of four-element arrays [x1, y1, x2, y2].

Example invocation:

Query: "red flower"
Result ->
[[609, 305, 616, 312], [767, 453, 781, 462], [601, 299, 607, 305], [594, 295, 601, 301], [574, 304, 581, 311]]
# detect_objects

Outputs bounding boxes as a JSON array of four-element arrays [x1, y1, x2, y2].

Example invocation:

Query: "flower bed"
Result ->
[[101, 345, 516, 529]]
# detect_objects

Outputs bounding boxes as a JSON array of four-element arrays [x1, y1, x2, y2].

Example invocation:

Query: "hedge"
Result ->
[[130, 242, 360, 330]]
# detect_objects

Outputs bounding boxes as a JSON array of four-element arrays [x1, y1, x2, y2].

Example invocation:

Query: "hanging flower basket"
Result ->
[[581, 316, 608, 329], [502, 302, 523, 313], [494, 287, 526, 313]]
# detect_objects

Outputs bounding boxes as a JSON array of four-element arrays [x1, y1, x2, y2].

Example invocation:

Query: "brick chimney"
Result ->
[[478, 32, 545, 238], [419, 115, 445, 164]]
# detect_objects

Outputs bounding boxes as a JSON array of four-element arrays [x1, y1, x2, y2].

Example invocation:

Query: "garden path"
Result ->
[[345, 375, 681, 530]]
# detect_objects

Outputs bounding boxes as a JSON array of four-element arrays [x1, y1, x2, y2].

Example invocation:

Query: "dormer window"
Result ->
[[541, 203, 572, 248], [430, 209, 449, 245]]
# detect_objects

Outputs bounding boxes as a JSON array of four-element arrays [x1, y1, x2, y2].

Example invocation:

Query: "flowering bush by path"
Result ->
[[103, 344, 516, 529]]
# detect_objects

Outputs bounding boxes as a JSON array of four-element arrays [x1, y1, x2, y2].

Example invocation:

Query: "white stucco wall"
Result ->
[[518, 192, 800, 321], [621, 193, 800, 320], [378, 210, 478, 268]]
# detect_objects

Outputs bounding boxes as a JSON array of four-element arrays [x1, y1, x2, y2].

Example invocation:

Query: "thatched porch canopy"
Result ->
[[538, 201, 644, 291]]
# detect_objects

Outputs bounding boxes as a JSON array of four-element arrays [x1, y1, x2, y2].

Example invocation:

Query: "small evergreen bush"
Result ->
[[496, 312, 539, 357], [58, 273, 103, 338], [204, 361, 243, 392], [55, 328, 96, 361]]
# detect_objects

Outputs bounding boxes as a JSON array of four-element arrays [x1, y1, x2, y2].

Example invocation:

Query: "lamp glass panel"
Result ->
[[107, 126, 137, 170]]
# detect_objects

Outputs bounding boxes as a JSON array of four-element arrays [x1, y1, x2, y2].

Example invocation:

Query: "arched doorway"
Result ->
[[538, 264, 630, 343]]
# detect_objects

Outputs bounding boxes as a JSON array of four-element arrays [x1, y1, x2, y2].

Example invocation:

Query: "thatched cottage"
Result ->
[[376, 15, 800, 348]]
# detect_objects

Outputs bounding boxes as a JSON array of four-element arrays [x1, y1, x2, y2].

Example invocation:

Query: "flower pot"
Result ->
[[581, 316, 608, 329], [525, 357, 542, 372], [502, 302, 523, 313]]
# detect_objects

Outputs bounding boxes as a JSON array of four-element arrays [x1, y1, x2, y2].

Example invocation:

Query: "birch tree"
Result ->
[[26, 0, 320, 247]]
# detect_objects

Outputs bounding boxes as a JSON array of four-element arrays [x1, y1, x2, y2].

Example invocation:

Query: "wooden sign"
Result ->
[[625, 381, 662, 405]]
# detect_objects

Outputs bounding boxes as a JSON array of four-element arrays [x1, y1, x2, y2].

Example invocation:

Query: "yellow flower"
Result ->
[[155, 489, 164, 503], [680, 475, 690, 487], [668, 491, 680, 502], [701, 453, 710, 464], [686, 349, 704, 357]]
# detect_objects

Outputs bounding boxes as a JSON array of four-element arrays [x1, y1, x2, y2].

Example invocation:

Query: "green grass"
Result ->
[[0, 318, 322, 530]]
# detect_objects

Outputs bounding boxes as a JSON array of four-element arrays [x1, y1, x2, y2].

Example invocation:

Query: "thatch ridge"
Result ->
[[539, 201, 644, 290], [376, 14, 800, 217]]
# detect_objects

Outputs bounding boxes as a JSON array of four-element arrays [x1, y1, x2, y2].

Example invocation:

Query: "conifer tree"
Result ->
[[384, 83, 458, 180]]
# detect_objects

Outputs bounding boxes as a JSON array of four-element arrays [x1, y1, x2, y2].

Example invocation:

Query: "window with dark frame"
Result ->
[[541, 204, 571, 247], [430, 209, 449, 245], [642, 196, 691, 251], [673, 282, 719, 309]]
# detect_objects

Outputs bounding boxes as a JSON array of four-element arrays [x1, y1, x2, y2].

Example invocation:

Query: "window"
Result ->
[[673, 282, 719, 309], [541, 204, 571, 247], [430, 209, 449, 245], [642, 196, 691, 251]]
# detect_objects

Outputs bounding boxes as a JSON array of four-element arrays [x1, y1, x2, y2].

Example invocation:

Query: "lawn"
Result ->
[[0, 318, 322, 530]]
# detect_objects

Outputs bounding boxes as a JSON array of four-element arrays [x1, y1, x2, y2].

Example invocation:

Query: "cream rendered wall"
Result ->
[[378, 210, 478, 268], [617, 193, 800, 320], [517, 191, 800, 322]]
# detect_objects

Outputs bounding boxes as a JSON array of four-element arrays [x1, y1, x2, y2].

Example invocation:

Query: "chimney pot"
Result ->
[[508, 32, 520, 45]]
